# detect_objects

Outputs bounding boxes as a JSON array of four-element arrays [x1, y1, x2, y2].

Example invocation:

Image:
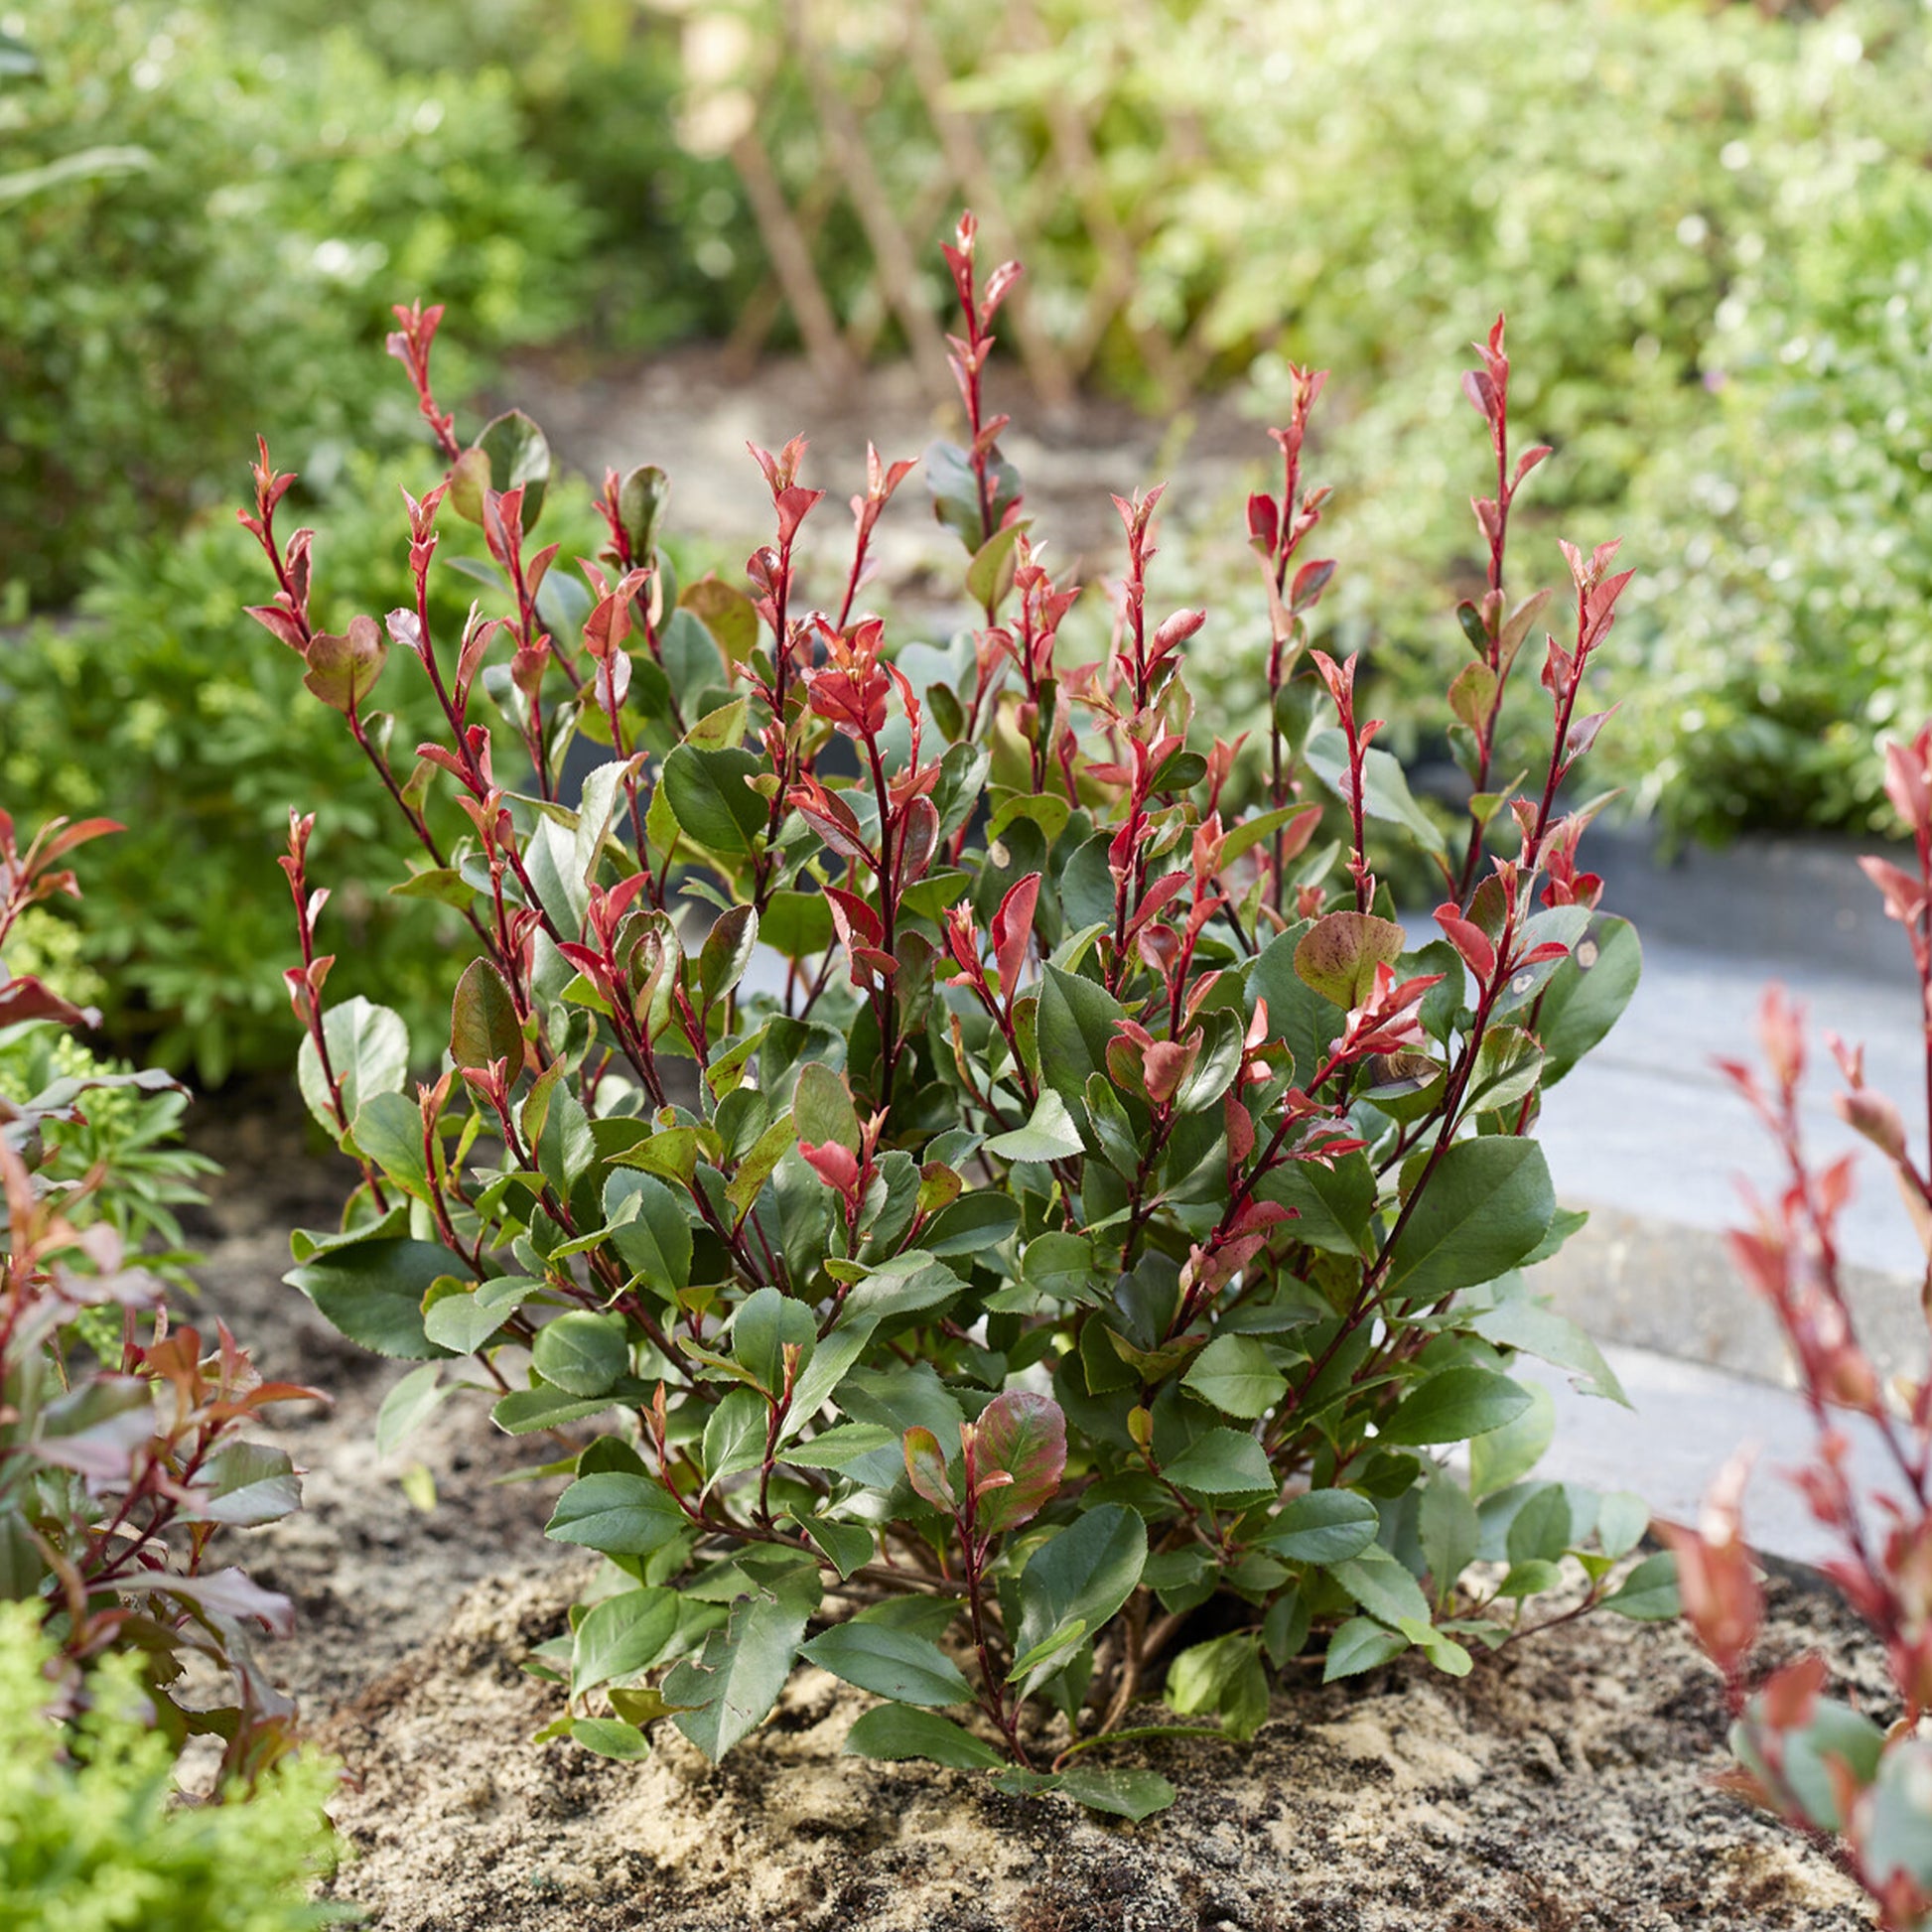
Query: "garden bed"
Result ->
[[183, 1101, 1881, 1932]]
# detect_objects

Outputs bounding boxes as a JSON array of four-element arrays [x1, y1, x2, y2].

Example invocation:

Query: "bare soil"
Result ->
[[179, 1096, 1882, 1932]]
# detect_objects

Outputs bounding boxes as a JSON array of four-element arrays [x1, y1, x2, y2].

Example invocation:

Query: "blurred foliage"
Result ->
[[0, 1603, 343, 1932], [0, 0, 591, 605], [0, 1024, 215, 1284]]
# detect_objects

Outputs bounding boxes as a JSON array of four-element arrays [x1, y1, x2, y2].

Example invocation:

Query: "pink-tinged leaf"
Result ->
[[452, 958, 523, 1072], [1510, 445, 1553, 493], [245, 604, 306, 651], [121, 1566, 297, 1639], [799, 1140, 862, 1197], [37, 817, 123, 863], [1433, 904, 1497, 984], [896, 796, 942, 885], [993, 873, 1041, 996], [302, 615, 389, 715], [825, 886, 884, 949], [1461, 368, 1497, 422], [1861, 856, 1925, 927], [903, 1426, 956, 1513], [0, 973, 97, 1030], [1290, 558, 1336, 612], [970, 1392, 1065, 1535], [1293, 911, 1407, 1009], [1656, 1449, 1760, 1681], [1246, 491, 1279, 557]]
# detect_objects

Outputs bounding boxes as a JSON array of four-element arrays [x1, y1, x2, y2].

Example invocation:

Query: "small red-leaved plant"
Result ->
[[0, 810, 318, 1781], [1674, 726, 1932, 1923], [248, 216, 1663, 1818]]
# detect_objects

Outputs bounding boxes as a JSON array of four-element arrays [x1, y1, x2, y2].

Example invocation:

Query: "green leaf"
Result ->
[[1054, 1765, 1177, 1821], [1380, 1368, 1532, 1446], [661, 744, 765, 856], [985, 1089, 1086, 1165], [558, 1718, 646, 1760], [1420, 1476, 1480, 1601], [1183, 1334, 1288, 1420], [545, 1472, 687, 1557], [1505, 1482, 1573, 1565], [1163, 1428, 1275, 1497], [375, 1363, 446, 1457], [725, 1111, 797, 1222], [605, 1172, 693, 1295], [844, 1704, 1004, 1771], [1256, 1489, 1379, 1565], [619, 465, 670, 560], [1330, 1547, 1432, 1627], [1035, 965, 1126, 1112], [1595, 1490, 1649, 1560], [1383, 1139, 1555, 1302], [1468, 1301, 1629, 1406], [423, 1274, 533, 1354], [461, 409, 551, 525], [1166, 1632, 1269, 1741], [187, 1442, 302, 1528], [532, 1312, 629, 1398], [1254, 1152, 1375, 1255], [1604, 1551, 1680, 1621], [966, 520, 1026, 613], [702, 1387, 767, 1493], [800, 1622, 974, 1707], [682, 574, 759, 664], [1396, 1616, 1473, 1677], [1322, 1615, 1410, 1682], [761, 890, 835, 959], [731, 1286, 817, 1394], [1012, 1506, 1146, 1694], [572, 1587, 679, 1697], [493, 1387, 621, 1434], [285, 1238, 465, 1360], [923, 1191, 1021, 1257], [297, 996, 407, 1133], [793, 1060, 861, 1152], [1468, 1379, 1557, 1498], [799, 1515, 875, 1579], [971, 1391, 1066, 1534], [666, 1578, 818, 1761], [1535, 915, 1642, 1085]]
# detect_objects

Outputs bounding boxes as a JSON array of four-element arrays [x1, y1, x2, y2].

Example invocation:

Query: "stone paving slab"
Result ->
[[1528, 1339, 1911, 1572]]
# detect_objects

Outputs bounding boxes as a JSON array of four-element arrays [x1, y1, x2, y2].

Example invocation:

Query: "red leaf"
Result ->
[[993, 873, 1040, 997]]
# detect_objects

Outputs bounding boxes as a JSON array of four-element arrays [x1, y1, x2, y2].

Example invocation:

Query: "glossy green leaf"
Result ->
[[800, 1622, 974, 1707], [1381, 1367, 1532, 1446]]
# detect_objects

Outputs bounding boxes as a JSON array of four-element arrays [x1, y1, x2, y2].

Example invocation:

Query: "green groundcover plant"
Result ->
[[0, 811, 317, 1784], [0, 1601, 342, 1932], [252, 221, 1672, 1818]]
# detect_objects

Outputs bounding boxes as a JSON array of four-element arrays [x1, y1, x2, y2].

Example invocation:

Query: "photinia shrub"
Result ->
[[251, 217, 1664, 1817], [1673, 726, 1932, 1922], [0, 810, 316, 1783]]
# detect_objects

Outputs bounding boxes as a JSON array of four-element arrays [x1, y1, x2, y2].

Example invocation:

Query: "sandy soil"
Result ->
[[177, 1097, 1883, 1932]]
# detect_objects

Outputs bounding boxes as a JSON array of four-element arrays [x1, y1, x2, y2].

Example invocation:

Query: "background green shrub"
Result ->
[[0, 0, 589, 606]]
